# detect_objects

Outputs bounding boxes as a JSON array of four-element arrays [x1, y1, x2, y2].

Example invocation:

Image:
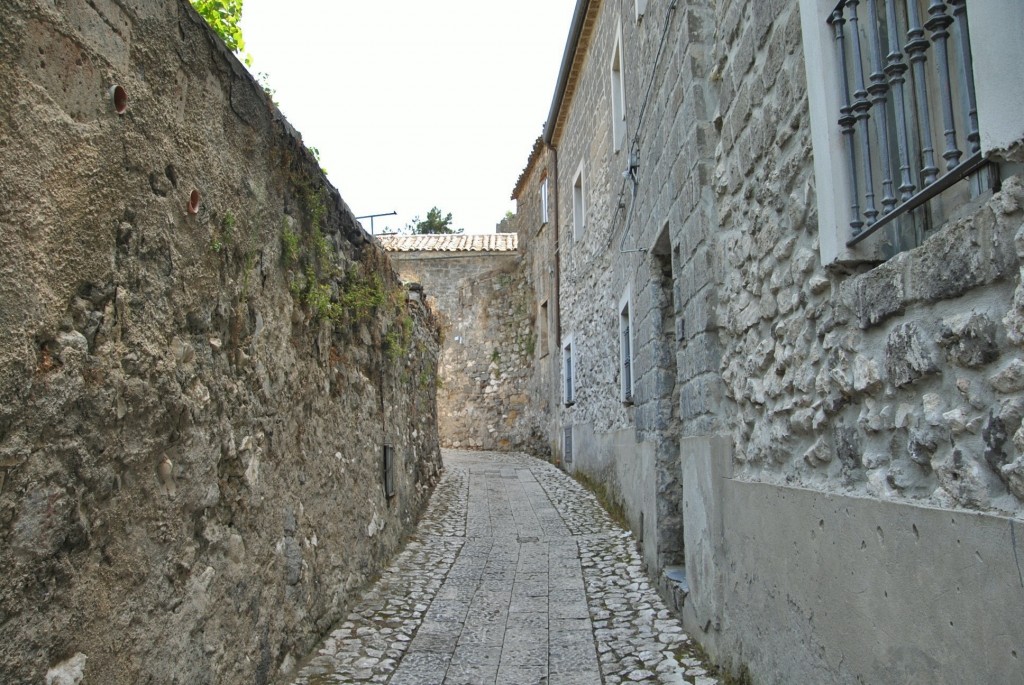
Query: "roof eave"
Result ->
[[543, 0, 595, 147]]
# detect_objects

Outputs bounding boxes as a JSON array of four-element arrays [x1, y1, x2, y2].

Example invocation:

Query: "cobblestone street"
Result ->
[[292, 450, 719, 685]]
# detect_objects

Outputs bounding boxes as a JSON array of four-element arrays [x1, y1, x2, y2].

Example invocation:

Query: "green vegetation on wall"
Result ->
[[278, 168, 422, 367], [190, 0, 251, 65]]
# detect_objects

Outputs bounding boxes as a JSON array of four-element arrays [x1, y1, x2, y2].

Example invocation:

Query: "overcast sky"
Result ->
[[240, 1, 577, 235]]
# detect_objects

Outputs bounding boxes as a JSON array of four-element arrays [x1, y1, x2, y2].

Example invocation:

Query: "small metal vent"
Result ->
[[563, 426, 573, 466], [383, 445, 395, 499]]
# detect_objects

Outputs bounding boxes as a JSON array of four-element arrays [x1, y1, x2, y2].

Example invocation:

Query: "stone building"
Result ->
[[380, 233, 548, 454], [509, 0, 1024, 682], [0, 1, 442, 683]]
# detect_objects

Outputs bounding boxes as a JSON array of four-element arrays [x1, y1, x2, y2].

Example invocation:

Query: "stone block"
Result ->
[[833, 423, 862, 470], [936, 311, 999, 368], [853, 258, 905, 329], [803, 436, 831, 466], [982, 406, 1015, 472], [932, 447, 994, 509], [885, 322, 939, 387], [906, 212, 995, 303], [1000, 457, 1024, 500], [990, 358, 1024, 393]]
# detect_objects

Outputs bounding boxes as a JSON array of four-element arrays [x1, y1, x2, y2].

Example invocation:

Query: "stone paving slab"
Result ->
[[291, 449, 719, 685]]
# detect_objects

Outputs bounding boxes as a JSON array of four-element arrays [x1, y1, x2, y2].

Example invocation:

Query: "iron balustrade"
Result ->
[[828, 0, 984, 250]]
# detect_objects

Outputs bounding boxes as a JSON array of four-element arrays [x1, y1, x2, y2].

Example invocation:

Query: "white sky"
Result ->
[[240, 1, 577, 235]]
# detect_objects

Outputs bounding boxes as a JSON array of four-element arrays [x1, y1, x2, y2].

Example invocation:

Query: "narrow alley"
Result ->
[[291, 450, 719, 685]]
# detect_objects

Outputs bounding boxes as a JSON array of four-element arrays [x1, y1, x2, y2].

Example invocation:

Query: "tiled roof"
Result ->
[[378, 233, 518, 253]]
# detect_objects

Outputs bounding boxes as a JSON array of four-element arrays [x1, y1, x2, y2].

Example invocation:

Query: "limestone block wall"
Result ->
[[511, 143, 562, 459], [0, 2, 441, 683], [542, 0, 707, 580], [710, 0, 1024, 527], [692, 0, 1024, 680], [516, 0, 1024, 681], [386, 250, 547, 454]]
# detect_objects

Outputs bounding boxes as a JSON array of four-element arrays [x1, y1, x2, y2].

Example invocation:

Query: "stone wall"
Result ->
[[510, 0, 1024, 682], [515, 0, 704, 586], [385, 247, 547, 454], [512, 142, 563, 459], [711, 0, 1024, 522], [0, 2, 441, 683]]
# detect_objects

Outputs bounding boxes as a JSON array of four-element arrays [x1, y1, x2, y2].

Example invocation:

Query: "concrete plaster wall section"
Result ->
[[0, 1, 442, 683]]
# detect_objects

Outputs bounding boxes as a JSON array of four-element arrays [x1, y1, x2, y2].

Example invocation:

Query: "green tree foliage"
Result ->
[[404, 207, 463, 235], [190, 0, 251, 65]]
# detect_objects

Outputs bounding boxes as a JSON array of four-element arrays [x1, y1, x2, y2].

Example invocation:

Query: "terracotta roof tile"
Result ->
[[378, 233, 518, 253]]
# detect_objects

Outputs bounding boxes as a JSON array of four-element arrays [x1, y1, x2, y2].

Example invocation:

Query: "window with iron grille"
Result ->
[[539, 300, 549, 358], [564, 425, 574, 465], [382, 445, 395, 499], [825, 0, 987, 255], [611, 31, 626, 152], [572, 166, 586, 241], [619, 290, 634, 404], [563, 337, 575, 405], [541, 176, 549, 225]]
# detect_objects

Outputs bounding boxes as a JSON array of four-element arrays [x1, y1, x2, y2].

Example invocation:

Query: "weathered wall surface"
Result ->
[[710, 0, 1024, 534], [530, 0, 697, 584], [0, 2, 441, 683], [386, 247, 547, 454], [699, 1, 1024, 678], [511, 143, 562, 460], [513, 0, 1024, 682]]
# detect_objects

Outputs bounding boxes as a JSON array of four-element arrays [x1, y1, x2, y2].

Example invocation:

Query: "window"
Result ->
[[619, 289, 634, 403], [539, 300, 549, 358], [563, 425, 574, 465], [541, 176, 549, 225], [635, 0, 647, 22], [562, 336, 575, 405], [382, 445, 395, 499], [799, 0, 1024, 264], [611, 32, 626, 152], [572, 165, 585, 240]]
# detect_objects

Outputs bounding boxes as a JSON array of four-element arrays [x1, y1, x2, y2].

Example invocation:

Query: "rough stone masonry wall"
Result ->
[[510, 146, 562, 460], [545, 0, 710, 577], [387, 251, 546, 454], [710, 0, 1024, 519], [441, 262, 544, 453], [554, 0, 638, 447], [0, 2, 442, 683]]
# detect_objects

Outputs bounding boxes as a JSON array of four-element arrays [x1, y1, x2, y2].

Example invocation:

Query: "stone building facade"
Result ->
[[509, 0, 1024, 682], [380, 233, 547, 454], [0, 2, 441, 683]]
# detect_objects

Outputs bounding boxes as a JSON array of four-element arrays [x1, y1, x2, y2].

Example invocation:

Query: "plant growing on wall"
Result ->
[[190, 0, 252, 65]]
